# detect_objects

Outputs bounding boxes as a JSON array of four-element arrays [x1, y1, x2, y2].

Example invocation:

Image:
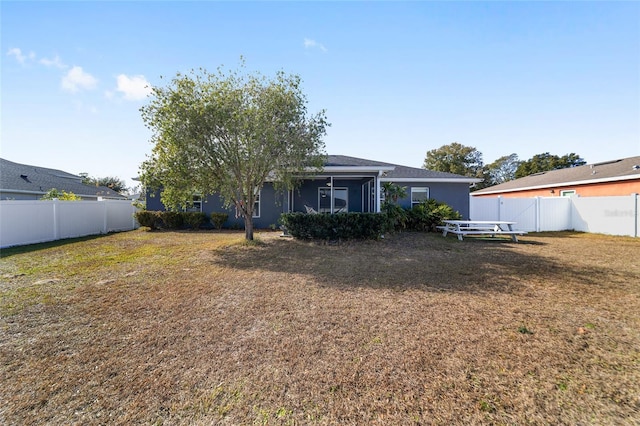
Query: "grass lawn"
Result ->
[[1, 230, 639, 425]]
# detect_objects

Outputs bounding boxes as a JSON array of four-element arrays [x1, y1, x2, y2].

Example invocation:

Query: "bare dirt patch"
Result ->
[[1, 230, 639, 425]]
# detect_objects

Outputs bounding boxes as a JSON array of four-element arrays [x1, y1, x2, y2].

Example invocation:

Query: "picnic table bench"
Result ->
[[438, 220, 527, 242]]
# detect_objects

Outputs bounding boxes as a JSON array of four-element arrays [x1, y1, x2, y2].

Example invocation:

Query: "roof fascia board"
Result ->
[[472, 174, 640, 195], [381, 177, 483, 184], [0, 189, 46, 196], [321, 166, 396, 172]]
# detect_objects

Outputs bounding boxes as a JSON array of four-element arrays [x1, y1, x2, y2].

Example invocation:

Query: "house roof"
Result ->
[[324, 155, 481, 183], [472, 155, 640, 195], [0, 158, 126, 199]]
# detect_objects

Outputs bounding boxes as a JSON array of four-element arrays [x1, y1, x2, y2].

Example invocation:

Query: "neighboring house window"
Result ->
[[319, 187, 348, 213], [560, 190, 576, 197], [253, 190, 261, 218], [186, 194, 202, 212], [411, 187, 429, 207]]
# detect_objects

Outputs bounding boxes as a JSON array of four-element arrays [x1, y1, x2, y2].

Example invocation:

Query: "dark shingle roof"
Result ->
[[0, 158, 125, 199], [326, 155, 478, 181], [473, 156, 640, 194]]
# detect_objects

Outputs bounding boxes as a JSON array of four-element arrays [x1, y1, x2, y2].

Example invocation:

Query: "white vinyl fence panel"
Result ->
[[0, 199, 139, 248], [470, 194, 638, 237], [469, 197, 500, 222], [572, 195, 638, 237], [538, 197, 573, 232]]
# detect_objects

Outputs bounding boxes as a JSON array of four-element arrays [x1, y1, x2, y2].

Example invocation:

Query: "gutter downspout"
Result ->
[[330, 176, 334, 214], [376, 171, 382, 213], [635, 193, 638, 238]]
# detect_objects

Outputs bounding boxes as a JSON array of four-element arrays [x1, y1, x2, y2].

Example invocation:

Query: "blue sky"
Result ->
[[2, 1, 639, 190]]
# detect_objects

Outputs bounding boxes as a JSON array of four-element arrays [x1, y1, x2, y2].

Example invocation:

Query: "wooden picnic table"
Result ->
[[439, 220, 527, 242]]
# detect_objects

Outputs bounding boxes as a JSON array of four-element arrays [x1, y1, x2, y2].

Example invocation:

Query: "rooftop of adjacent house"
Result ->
[[0, 158, 125, 199], [325, 155, 481, 182], [473, 155, 640, 195]]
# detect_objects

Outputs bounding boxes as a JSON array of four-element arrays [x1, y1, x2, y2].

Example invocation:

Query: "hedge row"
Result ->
[[135, 211, 228, 230], [280, 199, 461, 240], [279, 212, 387, 240]]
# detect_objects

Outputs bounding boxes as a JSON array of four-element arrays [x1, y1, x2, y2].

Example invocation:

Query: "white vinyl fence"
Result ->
[[470, 194, 639, 237], [0, 199, 139, 248]]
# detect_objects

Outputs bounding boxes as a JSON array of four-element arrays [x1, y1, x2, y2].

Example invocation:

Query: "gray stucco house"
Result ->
[[146, 155, 481, 228], [0, 158, 125, 200]]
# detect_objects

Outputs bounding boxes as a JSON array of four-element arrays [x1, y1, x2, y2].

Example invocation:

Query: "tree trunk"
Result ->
[[244, 216, 254, 241]]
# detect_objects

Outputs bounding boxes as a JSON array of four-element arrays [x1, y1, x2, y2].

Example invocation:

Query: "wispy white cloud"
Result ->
[[304, 38, 328, 53], [62, 66, 98, 93], [40, 55, 67, 69], [7, 47, 35, 64], [115, 74, 152, 101]]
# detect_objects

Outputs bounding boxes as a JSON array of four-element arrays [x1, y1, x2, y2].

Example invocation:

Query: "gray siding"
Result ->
[[394, 181, 471, 219], [146, 183, 287, 229], [145, 179, 472, 228]]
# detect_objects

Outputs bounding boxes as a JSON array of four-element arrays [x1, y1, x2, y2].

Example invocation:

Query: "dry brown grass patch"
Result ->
[[1, 230, 639, 425]]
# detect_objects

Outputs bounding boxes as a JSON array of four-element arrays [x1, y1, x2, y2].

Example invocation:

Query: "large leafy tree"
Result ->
[[80, 174, 129, 194], [484, 153, 520, 186], [515, 152, 586, 178], [139, 64, 329, 240], [423, 142, 484, 178]]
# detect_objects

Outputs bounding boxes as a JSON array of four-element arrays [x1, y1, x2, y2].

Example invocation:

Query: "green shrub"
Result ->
[[160, 211, 184, 229], [135, 211, 162, 230], [280, 212, 386, 240], [40, 188, 81, 201], [381, 202, 408, 232], [183, 212, 208, 230], [406, 199, 461, 232], [210, 212, 229, 230]]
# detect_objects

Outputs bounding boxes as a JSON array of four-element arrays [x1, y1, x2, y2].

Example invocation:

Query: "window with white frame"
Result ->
[[411, 187, 429, 207], [252, 190, 261, 218], [186, 194, 202, 212], [560, 190, 576, 197]]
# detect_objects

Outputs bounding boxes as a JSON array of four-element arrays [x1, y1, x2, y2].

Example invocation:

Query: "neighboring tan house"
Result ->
[[146, 155, 481, 228], [0, 158, 125, 200], [472, 156, 640, 198]]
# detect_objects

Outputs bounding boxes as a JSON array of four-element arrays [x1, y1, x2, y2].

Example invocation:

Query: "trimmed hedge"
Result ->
[[279, 212, 386, 240], [134, 211, 162, 230], [160, 211, 184, 229], [183, 212, 208, 230], [135, 210, 209, 230], [279, 199, 461, 240], [210, 212, 229, 230]]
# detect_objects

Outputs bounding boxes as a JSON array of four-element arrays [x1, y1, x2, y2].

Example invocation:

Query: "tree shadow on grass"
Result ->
[[207, 232, 622, 295], [0, 234, 108, 259]]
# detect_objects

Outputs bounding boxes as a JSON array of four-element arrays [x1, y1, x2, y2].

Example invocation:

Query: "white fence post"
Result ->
[[52, 199, 59, 240], [634, 193, 638, 238]]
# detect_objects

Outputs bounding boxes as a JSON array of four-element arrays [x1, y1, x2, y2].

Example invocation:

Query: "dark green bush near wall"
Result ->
[[406, 199, 462, 232], [136, 210, 210, 230], [210, 212, 229, 230], [160, 211, 184, 229], [135, 211, 162, 230], [280, 212, 387, 240], [183, 212, 208, 230]]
